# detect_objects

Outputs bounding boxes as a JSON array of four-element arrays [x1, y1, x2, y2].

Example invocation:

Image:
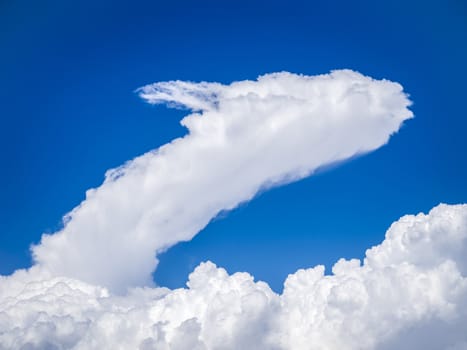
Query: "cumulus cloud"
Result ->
[[1, 204, 466, 349], [30, 70, 412, 292], [6, 70, 461, 349]]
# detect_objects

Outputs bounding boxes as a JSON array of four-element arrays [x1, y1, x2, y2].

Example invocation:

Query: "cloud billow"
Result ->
[[31, 70, 412, 292], [4, 70, 465, 349], [1, 204, 466, 349]]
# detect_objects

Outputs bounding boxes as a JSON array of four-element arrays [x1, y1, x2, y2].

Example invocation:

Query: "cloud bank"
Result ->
[[1, 204, 466, 349], [30, 70, 412, 292], [5, 70, 464, 349]]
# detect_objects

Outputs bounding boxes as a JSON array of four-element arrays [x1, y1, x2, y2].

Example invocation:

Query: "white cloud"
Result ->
[[1, 204, 466, 349], [6, 70, 463, 349], [30, 70, 412, 292]]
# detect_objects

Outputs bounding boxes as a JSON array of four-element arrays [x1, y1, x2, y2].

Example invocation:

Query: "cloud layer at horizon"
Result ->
[[1, 203, 466, 349], [30, 70, 412, 292]]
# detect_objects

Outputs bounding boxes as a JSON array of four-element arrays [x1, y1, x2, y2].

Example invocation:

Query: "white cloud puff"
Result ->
[[6, 70, 461, 349], [1, 204, 466, 349], [30, 70, 412, 292]]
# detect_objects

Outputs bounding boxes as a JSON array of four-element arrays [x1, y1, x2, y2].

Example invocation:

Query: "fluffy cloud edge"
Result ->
[[1, 203, 466, 350], [29, 70, 413, 292]]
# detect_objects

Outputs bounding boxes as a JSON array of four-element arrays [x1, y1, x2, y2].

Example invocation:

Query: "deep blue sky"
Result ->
[[1, 0, 466, 292]]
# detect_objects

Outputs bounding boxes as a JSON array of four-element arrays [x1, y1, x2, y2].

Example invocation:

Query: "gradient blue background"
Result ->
[[1, 0, 466, 292]]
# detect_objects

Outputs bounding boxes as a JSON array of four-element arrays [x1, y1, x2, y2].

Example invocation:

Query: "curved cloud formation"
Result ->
[[30, 70, 412, 292], [1, 70, 466, 349], [1, 204, 466, 349]]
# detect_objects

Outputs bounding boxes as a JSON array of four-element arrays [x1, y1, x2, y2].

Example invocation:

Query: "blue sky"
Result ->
[[1, 0, 466, 292]]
